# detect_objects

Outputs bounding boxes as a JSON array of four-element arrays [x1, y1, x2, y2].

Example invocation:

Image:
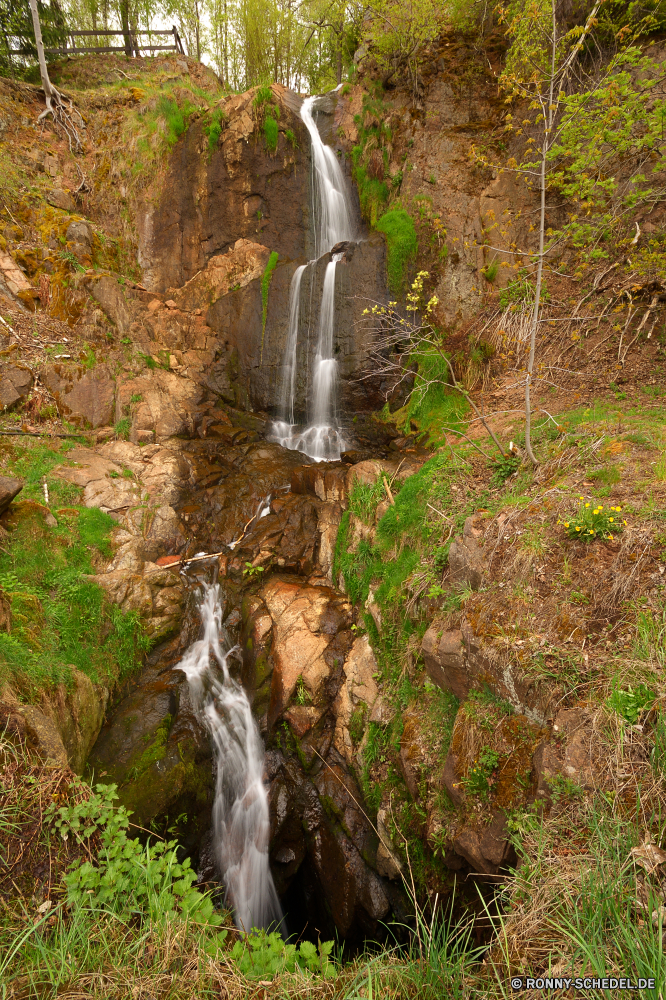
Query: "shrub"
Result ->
[[376, 208, 418, 293]]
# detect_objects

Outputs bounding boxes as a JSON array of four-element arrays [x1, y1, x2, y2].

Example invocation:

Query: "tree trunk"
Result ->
[[119, 0, 132, 57], [336, 21, 342, 85], [28, 0, 57, 111]]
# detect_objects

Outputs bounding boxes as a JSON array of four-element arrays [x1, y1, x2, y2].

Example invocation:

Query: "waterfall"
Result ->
[[270, 91, 354, 463], [176, 582, 283, 934]]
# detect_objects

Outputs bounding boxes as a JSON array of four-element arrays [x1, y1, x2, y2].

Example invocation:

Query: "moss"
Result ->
[[126, 713, 172, 781], [376, 208, 418, 294], [260, 251, 279, 361]]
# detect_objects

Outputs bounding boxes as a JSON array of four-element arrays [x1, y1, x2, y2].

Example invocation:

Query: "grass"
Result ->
[[376, 208, 418, 294], [0, 441, 147, 696]]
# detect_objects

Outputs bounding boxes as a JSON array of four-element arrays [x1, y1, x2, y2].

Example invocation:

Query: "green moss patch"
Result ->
[[377, 208, 418, 293]]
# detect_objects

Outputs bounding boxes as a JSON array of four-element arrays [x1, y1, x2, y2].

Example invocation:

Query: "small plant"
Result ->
[[607, 683, 655, 725], [482, 260, 499, 283], [547, 774, 584, 802], [559, 498, 626, 541], [114, 417, 131, 440], [59, 250, 85, 272], [490, 452, 520, 484], [295, 675, 309, 706], [243, 562, 265, 578], [203, 106, 226, 152], [285, 128, 298, 149], [230, 931, 335, 980], [428, 173, 436, 184], [464, 747, 500, 801]]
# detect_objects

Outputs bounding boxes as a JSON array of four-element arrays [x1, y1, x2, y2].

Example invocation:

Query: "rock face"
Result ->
[[42, 365, 115, 428], [1, 668, 109, 773], [137, 85, 310, 293], [241, 575, 404, 943], [87, 645, 214, 853], [421, 622, 558, 723]]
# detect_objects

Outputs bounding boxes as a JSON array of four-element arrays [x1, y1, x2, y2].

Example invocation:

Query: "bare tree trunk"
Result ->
[[195, 0, 201, 61], [28, 0, 58, 115], [336, 21, 342, 85], [119, 0, 132, 56]]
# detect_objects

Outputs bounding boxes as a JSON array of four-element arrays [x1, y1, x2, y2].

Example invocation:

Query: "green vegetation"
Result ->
[[203, 106, 226, 151], [156, 96, 194, 148], [376, 208, 418, 293], [230, 933, 335, 979], [0, 441, 147, 696], [260, 250, 279, 359]]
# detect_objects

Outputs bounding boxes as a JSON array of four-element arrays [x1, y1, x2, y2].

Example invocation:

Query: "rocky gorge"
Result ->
[[2, 37, 666, 991]]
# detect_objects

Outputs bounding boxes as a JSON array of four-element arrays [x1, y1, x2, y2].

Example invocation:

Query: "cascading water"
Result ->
[[176, 581, 283, 934], [270, 91, 355, 462]]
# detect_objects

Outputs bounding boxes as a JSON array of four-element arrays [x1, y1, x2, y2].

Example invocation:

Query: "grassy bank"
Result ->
[[0, 438, 148, 698]]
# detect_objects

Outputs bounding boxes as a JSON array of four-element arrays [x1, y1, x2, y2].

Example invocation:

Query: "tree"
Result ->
[[0, 0, 67, 77], [472, 0, 602, 464]]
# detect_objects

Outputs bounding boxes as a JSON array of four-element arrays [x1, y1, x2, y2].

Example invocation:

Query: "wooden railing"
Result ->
[[10, 26, 185, 58]]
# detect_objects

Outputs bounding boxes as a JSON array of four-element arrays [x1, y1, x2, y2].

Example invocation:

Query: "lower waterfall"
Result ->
[[176, 582, 283, 934]]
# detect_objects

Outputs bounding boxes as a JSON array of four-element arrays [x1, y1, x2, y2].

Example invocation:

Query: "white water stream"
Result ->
[[176, 583, 283, 934], [270, 91, 354, 462]]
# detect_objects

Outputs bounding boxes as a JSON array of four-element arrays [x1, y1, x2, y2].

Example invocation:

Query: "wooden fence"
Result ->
[[10, 27, 185, 59]]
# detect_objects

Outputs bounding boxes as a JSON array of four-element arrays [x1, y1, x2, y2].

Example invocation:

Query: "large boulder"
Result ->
[[0, 476, 23, 515]]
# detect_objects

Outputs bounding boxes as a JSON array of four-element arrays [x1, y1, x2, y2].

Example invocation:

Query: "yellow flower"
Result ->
[[623, 519, 627, 525], [564, 522, 569, 527], [579, 495, 584, 500], [617, 506, 622, 511], [585, 503, 590, 508], [576, 527, 581, 531], [598, 506, 603, 510], [609, 517, 614, 522]]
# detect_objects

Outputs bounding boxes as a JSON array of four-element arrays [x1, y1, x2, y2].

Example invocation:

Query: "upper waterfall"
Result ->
[[270, 89, 355, 463], [300, 94, 354, 257]]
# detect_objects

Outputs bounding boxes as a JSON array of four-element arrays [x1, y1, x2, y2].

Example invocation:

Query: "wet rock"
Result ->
[[448, 515, 487, 590], [0, 476, 23, 515], [290, 463, 348, 502], [88, 660, 214, 842], [268, 750, 392, 943]]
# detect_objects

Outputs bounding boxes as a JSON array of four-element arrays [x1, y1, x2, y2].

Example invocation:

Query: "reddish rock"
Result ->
[[155, 555, 182, 566], [0, 476, 23, 515]]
